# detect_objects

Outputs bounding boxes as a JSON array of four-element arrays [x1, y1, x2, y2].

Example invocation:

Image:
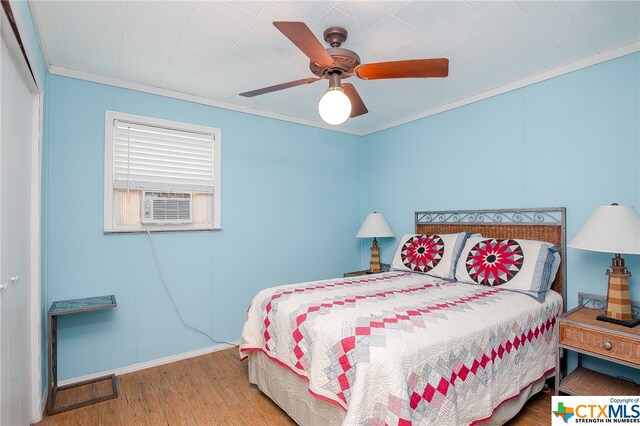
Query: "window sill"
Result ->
[[104, 226, 222, 234]]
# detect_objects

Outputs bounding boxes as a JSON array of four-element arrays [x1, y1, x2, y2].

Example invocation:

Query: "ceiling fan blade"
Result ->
[[273, 21, 335, 68], [239, 77, 321, 97], [342, 83, 368, 118], [355, 58, 449, 80]]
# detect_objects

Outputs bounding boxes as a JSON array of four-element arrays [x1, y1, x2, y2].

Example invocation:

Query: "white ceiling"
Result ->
[[30, 0, 640, 134]]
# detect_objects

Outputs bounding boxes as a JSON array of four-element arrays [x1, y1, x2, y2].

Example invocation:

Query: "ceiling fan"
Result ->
[[239, 21, 449, 125]]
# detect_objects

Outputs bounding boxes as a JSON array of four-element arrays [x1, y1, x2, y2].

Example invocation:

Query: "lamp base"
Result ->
[[369, 238, 381, 273], [596, 314, 640, 328], [600, 254, 638, 327]]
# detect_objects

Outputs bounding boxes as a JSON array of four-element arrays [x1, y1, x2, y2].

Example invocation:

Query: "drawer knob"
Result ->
[[603, 341, 612, 350]]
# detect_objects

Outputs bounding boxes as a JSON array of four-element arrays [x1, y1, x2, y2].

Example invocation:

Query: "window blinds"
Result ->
[[113, 120, 215, 193]]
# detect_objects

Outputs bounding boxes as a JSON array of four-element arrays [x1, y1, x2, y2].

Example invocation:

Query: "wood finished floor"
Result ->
[[35, 347, 552, 425]]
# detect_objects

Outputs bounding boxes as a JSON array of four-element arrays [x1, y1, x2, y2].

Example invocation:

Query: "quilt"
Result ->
[[240, 271, 562, 425]]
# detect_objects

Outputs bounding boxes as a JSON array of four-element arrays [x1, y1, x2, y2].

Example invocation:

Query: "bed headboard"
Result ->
[[415, 207, 567, 311]]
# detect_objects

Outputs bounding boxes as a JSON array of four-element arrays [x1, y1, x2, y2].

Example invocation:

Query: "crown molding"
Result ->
[[48, 65, 366, 137], [49, 42, 639, 137], [363, 42, 640, 135]]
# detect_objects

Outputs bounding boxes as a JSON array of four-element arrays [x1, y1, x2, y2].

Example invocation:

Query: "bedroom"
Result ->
[[0, 0, 638, 425]]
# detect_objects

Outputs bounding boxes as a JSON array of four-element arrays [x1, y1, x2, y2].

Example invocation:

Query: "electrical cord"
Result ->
[[145, 229, 236, 347]]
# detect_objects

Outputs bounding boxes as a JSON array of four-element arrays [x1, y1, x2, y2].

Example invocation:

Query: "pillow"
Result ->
[[391, 232, 470, 280], [454, 236, 561, 301]]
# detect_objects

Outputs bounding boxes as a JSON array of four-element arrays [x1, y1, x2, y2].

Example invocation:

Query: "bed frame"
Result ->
[[249, 207, 567, 425], [415, 207, 566, 311]]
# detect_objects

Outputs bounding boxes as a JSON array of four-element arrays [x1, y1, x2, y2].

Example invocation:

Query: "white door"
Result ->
[[0, 35, 35, 425]]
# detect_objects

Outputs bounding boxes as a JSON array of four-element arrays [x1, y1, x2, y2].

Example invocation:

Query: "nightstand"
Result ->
[[344, 269, 376, 277], [555, 294, 640, 396], [344, 263, 391, 277]]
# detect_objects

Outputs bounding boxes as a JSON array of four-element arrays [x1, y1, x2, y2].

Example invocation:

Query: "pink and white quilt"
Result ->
[[240, 271, 562, 425]]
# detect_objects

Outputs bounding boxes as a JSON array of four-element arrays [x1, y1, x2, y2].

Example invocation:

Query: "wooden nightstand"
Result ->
[[344, 269, 376, 277], [555, 294, 640, 396], [344, 264, 391, 277]]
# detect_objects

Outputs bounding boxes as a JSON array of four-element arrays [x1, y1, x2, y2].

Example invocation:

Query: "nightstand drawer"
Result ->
[[560, 323, 640, 366]]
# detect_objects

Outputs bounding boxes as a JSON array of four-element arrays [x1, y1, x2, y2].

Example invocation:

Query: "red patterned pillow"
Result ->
[[464, 239, 524, 285], [391, 232, 470, 280], [400, 234, 445, 272], [455, 236, 561, 301]]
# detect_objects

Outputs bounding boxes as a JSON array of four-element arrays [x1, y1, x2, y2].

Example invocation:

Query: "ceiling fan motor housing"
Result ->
[[310, 47, 361, 79], [308, 27, 361, 79]]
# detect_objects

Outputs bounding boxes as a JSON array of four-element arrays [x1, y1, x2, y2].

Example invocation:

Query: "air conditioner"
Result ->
[[142, 191, 192, 224]]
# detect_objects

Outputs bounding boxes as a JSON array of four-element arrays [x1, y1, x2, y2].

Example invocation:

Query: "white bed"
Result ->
[[240, 208, 566, 425]]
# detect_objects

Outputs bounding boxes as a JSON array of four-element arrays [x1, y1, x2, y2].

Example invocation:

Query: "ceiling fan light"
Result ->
[[318, 87, 351, 125]]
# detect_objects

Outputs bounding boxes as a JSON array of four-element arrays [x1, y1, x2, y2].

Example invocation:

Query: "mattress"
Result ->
[[241, 271, 562, 425]]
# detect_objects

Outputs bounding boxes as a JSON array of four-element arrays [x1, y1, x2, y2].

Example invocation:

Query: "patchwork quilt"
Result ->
[[240, 272, 562, 425]]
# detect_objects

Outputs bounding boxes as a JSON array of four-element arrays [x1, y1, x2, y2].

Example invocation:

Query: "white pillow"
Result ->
[[391, 232, 470, 280], [455, 236, 561, 301]]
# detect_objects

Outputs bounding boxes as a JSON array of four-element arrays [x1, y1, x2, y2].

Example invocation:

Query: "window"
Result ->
[[104, 111, 221, 232]]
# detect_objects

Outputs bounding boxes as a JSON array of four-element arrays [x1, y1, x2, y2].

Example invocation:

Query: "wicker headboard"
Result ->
[[415, 208, 566, 311]]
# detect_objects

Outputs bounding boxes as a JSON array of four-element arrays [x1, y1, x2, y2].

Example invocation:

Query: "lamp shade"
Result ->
[[568, 205, 640, 255], [356, 212, 394, 238]]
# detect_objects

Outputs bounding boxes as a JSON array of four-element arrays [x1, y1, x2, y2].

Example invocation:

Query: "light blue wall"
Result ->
[[43, 75, 363, 380], [43, 52, 639, 383], [361, 52, 640, 379]]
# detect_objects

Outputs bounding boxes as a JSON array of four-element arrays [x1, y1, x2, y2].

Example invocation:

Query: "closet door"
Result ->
[[0, 36, 34, 426]]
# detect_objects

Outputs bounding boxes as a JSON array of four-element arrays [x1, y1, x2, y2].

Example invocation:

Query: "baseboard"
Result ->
[[37, 386, 47, 422], [57, 341, 238, 387]]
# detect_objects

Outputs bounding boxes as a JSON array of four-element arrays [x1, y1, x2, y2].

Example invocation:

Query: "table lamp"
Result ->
[[356, 212, 394, 273], [568, 204, 640, 327]]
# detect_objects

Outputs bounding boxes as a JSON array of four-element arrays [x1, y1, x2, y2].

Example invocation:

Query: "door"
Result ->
[[0, 35, 35, 425]]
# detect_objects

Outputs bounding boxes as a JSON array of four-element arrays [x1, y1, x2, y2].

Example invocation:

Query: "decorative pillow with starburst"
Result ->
[[455, 236, 561, 301], [464, 239, 525, 285], [391, 232, 470, 280]]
